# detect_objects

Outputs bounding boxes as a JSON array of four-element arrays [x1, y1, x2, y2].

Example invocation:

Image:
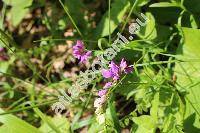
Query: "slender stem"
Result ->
[[59, 0, 83, 38], [0, 100, 57, 115], [121, 0, 139, 33], [134, 60, 182, 67], [108, 75, 127, 95], [33, 38, 97, 43], [108, 0, 111, 44]]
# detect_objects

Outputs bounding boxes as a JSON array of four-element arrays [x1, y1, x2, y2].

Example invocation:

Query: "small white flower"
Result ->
[[94, 95, 107, 108], [94, 98, 102, 108], [100, 95, 106, 104]]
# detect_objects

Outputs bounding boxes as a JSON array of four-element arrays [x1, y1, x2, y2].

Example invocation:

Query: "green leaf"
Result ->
[[3, 0, 33, 26], [73, 116, 93, 130], [93, 0, 130, 39], [0, 125, 10, 132], [175, 27, 200, 132], [88, 121, 103, 133], [0, 108, 42, 133], [108, 97, 120, 132], [150, 92, 159, 121], [132, 115, 156, 133], [137, 12, 172, 42], [39, 115, 70, 133], [150, 2, 179, 8], [138, 12, 156, 40], [33, 107, 62, 133], [137, 0, 150, 6], [162, 114, 184, 133], [190, 15, 198, 29]]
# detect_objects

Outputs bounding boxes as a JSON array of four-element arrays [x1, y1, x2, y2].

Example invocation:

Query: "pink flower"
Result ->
[[72, 40, 92, 63], [120, 58, 133, 74], [102, 61, 120, 81], [98, 89, 108, 97], [101, 58, 133, 81], [102, 69, 113, 78], [0, 47, 4, 52], [103, 82, 112, 89]]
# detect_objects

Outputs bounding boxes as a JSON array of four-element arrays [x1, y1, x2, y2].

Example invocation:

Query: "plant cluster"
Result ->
[[0, 0, 200, 133]]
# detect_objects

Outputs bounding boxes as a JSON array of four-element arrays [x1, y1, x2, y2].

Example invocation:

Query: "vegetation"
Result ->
[[0, 0, 200, 132]]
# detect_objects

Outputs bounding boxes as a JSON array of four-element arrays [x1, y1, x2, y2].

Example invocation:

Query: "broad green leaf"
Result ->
[[0, 125, 10, 132], [159, 87, 185, 131], [132, 115, 156, 133], [93, 0, 130, 39], [0, 108, 42, 133], [3, 0, 33, 26], [136, 12, 172, 42], [10, 7, 29, 27], [175, 27, 200, 132]]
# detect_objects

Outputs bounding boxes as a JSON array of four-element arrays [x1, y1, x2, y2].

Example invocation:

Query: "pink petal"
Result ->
[[76, 40, 84, 48], [109, 61, 119, 74], [103, 82, 112, 89], [102, 69, 113, 78], [120, 58, 127, 71], [0, 47, 4, 52], [98, 89, 108, 97], [86, 51, 92, 56]]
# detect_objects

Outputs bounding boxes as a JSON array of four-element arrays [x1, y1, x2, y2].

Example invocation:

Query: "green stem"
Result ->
[[0, 100, 57, 115], [108, 0, 111, 44], [121, 0, 139, 33], [33, 38, 97, 43], [58, 0, 83, 38]]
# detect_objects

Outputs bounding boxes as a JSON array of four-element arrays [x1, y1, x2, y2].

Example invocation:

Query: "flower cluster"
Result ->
[[94, 88, 107, 124], [93, 59, 133, 124], [101, 58, 133, 89], [72, 40, 91, 63], [52, 10, 148, 126]]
